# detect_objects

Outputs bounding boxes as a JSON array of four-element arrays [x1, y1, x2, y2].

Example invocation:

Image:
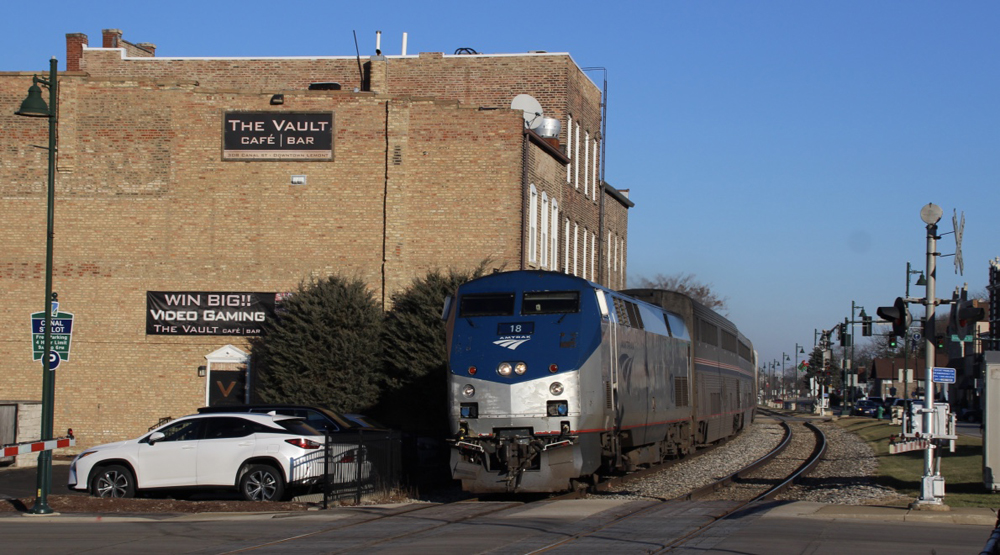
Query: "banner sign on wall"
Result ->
[[146, 292, 277, 335], [223, 112, 334, 160]]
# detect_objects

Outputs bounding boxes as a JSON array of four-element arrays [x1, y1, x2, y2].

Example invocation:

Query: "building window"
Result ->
[[540, 193, 549, 268], [582, 226, 588, 280], [574, 123, 580, 189], [573, 222, 579, 276], [529, 185, 538, 264], [564, 218, 570, 274], [592, 139, 600, 202], [566, 115, 573, 184], [607, 230, 612, 284], [590, 231, 596, 282], [583, 131, 589, 197], [618, 237, 625, 287], [550, 200, 559, 271]]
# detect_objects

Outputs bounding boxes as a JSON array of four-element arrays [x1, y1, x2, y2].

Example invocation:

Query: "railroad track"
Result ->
[[217, 413, 825, 553], [528, 414, 826, 553]]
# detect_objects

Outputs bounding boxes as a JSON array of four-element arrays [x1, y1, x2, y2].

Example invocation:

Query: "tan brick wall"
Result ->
[[0, 40, 627, 449]]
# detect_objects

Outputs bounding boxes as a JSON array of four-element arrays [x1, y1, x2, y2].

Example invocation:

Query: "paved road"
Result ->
[[0, 461, 79, 500]]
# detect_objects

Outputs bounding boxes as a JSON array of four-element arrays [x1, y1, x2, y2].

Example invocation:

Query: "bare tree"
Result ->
[[630, 272, 727, 313]]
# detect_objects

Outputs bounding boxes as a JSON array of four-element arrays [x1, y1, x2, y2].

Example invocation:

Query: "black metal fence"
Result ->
[[322, 429, 402, 507]]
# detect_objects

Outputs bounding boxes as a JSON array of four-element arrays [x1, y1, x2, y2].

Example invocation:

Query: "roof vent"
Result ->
[[535, 118, 561, 139], [308, 82, 341, 91]]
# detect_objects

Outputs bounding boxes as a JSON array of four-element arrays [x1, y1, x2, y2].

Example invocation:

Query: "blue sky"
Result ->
[[3, 1, 997, 366]]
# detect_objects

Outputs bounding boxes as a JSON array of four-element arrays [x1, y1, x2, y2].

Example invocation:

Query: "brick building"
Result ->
[[0, 30, 632, 447]]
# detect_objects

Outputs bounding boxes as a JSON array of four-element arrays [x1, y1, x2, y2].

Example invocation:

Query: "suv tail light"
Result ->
[[285, 438, 322, 450]]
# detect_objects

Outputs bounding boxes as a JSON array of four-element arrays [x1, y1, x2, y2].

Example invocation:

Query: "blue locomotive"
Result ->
[[444, 270, 757, 493]]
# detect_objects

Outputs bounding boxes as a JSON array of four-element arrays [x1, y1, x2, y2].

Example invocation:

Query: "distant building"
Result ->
[[1, 29, 632, 446]]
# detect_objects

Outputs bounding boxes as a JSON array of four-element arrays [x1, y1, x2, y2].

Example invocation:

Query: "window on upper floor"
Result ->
[[550, 200, 559, 271], [566, 115, 573, 184], [528, 185, 538, 264], [564, 218, 571, 274], [540, 193, 549, 268]]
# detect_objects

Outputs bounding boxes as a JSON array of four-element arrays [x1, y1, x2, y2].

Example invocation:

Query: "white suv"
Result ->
[[68, 412, 331, 501]]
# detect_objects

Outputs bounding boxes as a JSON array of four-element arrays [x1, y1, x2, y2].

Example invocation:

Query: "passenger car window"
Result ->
[[202, 417, 254, 439], [154, 420, 202, 442]]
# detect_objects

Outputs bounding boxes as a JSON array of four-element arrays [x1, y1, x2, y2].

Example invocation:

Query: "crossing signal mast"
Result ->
[[875, 203, 970, 509]]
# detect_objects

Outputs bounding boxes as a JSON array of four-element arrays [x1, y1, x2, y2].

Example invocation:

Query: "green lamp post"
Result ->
[[16, 57, 59, 515]]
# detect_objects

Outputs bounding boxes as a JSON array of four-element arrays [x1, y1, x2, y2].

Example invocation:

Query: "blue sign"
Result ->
[[30, 310, 74, 361], [932, 367, 956, 384]]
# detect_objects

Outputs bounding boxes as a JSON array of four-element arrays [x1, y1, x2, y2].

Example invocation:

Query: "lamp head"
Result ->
[[16, 82, 50, 117], [915, 274, 927, 286]]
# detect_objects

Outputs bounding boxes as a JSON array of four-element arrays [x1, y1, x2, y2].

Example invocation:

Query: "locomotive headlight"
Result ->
[[462, 384, 476, 397], [497, 362, 513, 377], [549, 382, 564, 395], [514, 362, 527, 375]]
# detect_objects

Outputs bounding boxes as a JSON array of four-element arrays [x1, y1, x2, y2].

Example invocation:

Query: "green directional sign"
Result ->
[[31, 311, 74, 361]]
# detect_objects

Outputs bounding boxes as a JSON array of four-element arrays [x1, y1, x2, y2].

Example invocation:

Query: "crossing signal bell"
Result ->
[[877, 297, 911, 338]]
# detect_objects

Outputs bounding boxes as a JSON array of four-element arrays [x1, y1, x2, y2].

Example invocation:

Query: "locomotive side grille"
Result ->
[[605, 381, 613, 410], [674, 377, 689, 407]]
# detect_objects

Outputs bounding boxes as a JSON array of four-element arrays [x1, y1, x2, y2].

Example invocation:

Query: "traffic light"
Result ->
[[889, 336, 897, 348], [950, 288, 985, 343], [877, 297, 911, 338], [935, 335, 946, 349], [836, 323, 844, 344], [862, 313, 872, 337]]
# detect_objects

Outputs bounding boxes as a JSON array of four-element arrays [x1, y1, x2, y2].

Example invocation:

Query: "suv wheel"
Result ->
[[91, 465, 136, 498], [240, 464, 285, 501]]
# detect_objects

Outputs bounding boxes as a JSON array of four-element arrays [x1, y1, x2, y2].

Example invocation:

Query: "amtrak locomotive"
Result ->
[[444, 270, 757, 493]]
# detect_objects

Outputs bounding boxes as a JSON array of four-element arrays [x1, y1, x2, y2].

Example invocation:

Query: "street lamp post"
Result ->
[[794, 344, 805, 396], [903, 262, 926, 399], [781, 353, 790, 399], [16, 57, 59, 515]]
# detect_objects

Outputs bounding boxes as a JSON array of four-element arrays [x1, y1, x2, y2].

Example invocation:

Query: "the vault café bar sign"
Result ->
[[223, 111, 334, 160]]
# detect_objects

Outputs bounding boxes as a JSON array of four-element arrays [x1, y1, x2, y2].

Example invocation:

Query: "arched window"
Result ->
[[583, 131, 589, 197]]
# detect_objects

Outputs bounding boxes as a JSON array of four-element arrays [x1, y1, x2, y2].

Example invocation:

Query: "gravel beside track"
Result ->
[[778, 418, 906, 505], [593, 415, 905, 505]]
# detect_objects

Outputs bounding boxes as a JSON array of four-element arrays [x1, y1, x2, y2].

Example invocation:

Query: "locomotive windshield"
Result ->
[[459, 292, 515, 316], [521, 291, 580, 314]]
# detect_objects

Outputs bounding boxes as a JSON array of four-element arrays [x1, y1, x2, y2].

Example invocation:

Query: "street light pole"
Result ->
[[903, 262, 925, 399], [16, 57, 59, 515], [794, 343, 805, 396]]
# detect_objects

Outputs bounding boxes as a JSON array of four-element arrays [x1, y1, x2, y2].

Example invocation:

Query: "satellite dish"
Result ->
[[511, 94, 544, 129]]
